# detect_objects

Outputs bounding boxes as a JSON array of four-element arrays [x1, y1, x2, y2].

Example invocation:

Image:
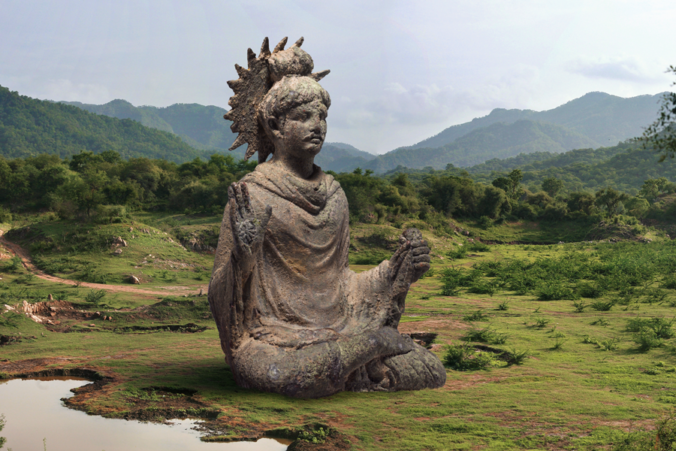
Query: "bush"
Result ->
[[537, 283, 579, 301], [84, 289, 106, 306], [463, 327, 508, 345], [467, 242, 490, 253], [463, 310, 488, 322], [590, 300, 616, 311], [476, 216, 493, 229], [443, 343, 495, 371], [467, 280, 497, 296], [612, 412, 676, 450], [633, 330, 663, 352], [3, 256, 22, 272], [447, 246, 467, 260], [506, 348, 531, 365], [0, 206, 12, 223], [577, 282, 606, 299], [440, 268, 462, 296], [94, 204, 129, 223]]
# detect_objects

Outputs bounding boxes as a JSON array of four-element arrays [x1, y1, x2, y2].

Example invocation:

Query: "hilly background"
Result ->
[[0, 84, 666, 173]]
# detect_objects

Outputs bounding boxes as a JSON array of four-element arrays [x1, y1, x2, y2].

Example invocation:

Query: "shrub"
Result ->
[[443, 343, 495, 371], [533, 317, 550, 328], [84, 289, 106, 306], [633, 330, 663, 352], [662, 277, 676, 290], [551, 337, 567, 350], [0, 206, 12, 223], [611, 412, 676, 450], [537, 283, 579, 301], [463, 327, 508, 345], [467, 242, 490, 253], [577, 282, 605, 299], [3, 256, 22, 272], [468, 280, 497, 296], [298, 427, 330, 444], [463, 310, 488, 322], [497, 300, 509, 311], [590, 300, 615, 311], [476, 216, 493, 229], [598, 338, 620, 351], [447, 246, 467, 260], [440, 268, 462, 296], [572, 300, 587, 313], [506, 348, 531, 365]]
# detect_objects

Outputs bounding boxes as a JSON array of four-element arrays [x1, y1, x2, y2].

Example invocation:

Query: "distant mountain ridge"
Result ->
[[412, 92, 664, 149], [354, 91, 665, 173]]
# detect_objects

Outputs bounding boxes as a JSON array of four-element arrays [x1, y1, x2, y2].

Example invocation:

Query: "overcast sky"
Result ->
[[1, 0, 675, 154]]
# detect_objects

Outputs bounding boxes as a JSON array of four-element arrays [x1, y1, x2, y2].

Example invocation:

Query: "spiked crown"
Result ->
[[224, 37, 330, 163]]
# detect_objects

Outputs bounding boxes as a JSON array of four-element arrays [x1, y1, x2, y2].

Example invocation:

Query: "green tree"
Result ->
[[639, 177, 669, 203], [595, 188, 629, 217], [541, 177, 564, 197], [642, 66, 676, 161]]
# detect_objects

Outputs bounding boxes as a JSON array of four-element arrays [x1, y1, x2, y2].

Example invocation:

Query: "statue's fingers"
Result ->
[[414, 261, 431, 273], [233, 184, 248, 218], [241, 182, 254, 216], [411, 246, 430, 257], [390, 241, 410, 275], [412, 254, 431, 264], [410, 239, 427, 249]]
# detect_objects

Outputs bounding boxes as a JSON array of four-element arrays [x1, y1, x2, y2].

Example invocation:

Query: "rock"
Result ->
[[128, 275, 141, 285], [113, 249, 123, 256], [129, 227, 133, 232], [47, 294, 54, 301], [111, 236, 128, 247]]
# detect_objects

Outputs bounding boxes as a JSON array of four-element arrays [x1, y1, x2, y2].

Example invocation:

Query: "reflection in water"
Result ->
[[0, 378, 289, 451]]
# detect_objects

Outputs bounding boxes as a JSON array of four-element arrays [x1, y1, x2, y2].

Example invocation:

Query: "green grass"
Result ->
[[3, 216, 676, 449]]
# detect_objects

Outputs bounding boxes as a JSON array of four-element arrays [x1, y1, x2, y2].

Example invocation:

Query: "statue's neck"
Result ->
[[269, 152, 315, 179]]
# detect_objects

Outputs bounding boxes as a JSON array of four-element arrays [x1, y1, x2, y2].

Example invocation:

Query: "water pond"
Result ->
[[0, 378, 290, 451]]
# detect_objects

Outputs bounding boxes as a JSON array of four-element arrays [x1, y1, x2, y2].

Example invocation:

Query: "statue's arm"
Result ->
[[208, 182, 272, 356], [346, 228, 430, 329]]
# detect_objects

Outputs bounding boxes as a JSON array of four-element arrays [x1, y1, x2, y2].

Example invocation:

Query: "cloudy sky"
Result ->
[[1, 0, 674, 154]]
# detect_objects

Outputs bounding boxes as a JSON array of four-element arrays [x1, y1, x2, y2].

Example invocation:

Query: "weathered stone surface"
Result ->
[[209, 37, 445, 398]]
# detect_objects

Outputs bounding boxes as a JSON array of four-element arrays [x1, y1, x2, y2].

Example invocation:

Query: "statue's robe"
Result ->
[[209, 163, 445, 398]]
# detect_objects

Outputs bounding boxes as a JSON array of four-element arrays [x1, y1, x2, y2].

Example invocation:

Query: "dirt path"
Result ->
[[0, 230, 206, 297]]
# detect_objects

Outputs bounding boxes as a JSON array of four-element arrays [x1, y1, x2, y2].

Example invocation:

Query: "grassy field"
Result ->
[[2, 215, 676, 449]]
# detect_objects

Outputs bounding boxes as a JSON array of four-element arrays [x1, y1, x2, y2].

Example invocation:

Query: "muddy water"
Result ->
[[0, 378, 290, 451]]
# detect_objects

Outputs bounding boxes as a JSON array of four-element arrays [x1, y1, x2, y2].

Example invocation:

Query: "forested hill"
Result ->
[[412, 91, 664, 150], [63, 99, 238, 152], [0, 86, 204, 162], [385, 141, 676, 195]]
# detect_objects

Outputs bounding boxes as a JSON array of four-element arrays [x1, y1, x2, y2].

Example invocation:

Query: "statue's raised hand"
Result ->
[[389, 228, 431, 286], [229, 182, 272, 268]]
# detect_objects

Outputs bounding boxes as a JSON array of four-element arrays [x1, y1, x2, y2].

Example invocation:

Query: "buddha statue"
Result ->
[[208, 37, 446, 398]]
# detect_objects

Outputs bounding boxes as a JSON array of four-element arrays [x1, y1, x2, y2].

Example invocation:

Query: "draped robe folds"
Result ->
[[208, 163, 446, 398]]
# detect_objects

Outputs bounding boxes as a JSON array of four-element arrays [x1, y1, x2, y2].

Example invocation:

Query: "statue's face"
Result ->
[[277, 98, 328, 158]]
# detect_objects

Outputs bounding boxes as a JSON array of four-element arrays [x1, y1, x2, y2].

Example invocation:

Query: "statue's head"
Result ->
[[224, 37, 331, 163], [258, 76, 331, 159]]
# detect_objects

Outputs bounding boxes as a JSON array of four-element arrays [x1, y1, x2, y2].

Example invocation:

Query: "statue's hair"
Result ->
[[224, 37, 330, 163], [258, 76, 331, 140]]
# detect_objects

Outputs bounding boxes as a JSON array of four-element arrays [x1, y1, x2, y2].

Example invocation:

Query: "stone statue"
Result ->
[[208, 37, 446, 398]]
